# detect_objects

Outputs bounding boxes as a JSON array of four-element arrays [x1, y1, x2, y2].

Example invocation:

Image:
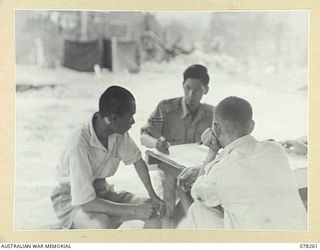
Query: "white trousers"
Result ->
[[178, 202, 224, 229]]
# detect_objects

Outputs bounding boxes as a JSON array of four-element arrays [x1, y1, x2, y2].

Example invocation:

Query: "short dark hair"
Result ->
[[216, 96, 253, 129], [99, 86, 135, 117], [183, 64, 210, 86]]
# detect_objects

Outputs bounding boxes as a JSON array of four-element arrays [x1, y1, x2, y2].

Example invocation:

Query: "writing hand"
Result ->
[[156, 137, 170, 154]]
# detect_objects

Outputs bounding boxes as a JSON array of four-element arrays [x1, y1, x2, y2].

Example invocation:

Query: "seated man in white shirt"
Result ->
[[178, 96, 307, 230], [50, 86, 165, 229]]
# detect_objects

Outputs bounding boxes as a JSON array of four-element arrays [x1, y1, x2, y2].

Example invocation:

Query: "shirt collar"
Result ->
[[89, 113, 108, 150], [180, 97, 189, 119], [221, 134, 256, 157], [180, 97, 206, 122]]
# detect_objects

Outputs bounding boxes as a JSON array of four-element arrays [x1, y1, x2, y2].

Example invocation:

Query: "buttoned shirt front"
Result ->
[[141, 97, 214, 145], [56, 113, 142, 206], [191, 135, 307, 231]]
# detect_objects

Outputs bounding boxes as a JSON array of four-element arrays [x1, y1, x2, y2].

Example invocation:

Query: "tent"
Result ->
[[63, 38, 140, 73]]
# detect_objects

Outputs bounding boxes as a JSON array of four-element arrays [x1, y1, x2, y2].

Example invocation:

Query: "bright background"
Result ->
[[15, 11, 308, 230]]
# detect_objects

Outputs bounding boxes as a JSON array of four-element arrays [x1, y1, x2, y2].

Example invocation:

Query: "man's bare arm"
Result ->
[[81, 198, 153, 220], [141, 133, 170, 154], [140, 133, 158, 148], [134, 158, 165, 216]]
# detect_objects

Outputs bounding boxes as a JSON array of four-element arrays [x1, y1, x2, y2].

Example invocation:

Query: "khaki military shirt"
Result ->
[[141, 97, 214, 145]]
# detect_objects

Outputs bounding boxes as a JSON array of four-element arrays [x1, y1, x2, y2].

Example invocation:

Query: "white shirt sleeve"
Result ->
[[191, 172, 222, 208], [118, 132, 142, 165], [68, 146, 96, 206]]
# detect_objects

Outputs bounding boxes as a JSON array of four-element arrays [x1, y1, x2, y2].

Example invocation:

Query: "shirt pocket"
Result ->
[[165, 116, 185, 144]]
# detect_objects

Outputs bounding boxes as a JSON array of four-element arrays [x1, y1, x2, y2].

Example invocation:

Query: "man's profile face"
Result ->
[[112, 101, 136, 134], [183, 78, 207, 112]]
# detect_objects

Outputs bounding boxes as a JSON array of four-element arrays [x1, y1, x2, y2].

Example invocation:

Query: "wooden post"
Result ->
[[35, 37, 45, 67], [161, 162, 177, 229], [80, 12, 88, 41], [111, 37, 118, 72]]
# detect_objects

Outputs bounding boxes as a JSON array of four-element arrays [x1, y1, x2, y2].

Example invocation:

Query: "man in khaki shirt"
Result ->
[[141, 64, 214, 154], [140, 64, 214, 225], [51, 86, 165, 229]]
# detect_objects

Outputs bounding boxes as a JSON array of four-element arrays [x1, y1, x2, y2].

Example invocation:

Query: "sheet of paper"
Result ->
[[148, 143, 208, 168], [149, 143, 307, 170]]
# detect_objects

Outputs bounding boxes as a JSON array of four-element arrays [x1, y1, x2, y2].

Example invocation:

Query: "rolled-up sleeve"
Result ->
[[141, 102, 166, 139], [118, 132, 142, 165], [68, 146, 96, 206]]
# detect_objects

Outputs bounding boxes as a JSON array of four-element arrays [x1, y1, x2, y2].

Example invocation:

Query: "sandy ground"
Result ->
[[15, 53, 307, 230]]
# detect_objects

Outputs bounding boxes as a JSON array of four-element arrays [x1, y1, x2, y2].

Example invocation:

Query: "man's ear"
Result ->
[[103, 117, 111, 125], [204, 86, 209, 95], [104, 113, 118, 125], [103, 116, 111, 125], [248, 120, 255, 134], [213, 121, 221, 137]]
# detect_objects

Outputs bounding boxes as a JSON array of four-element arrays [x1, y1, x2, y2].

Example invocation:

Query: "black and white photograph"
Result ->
[[15, 10, 308, 231]]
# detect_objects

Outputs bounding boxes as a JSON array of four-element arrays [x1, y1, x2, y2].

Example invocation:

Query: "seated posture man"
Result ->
[[140, 64, 214, 154], [178, 96, 307, 230], [50, 86, 165, 229], [140, 64, 214, 224]]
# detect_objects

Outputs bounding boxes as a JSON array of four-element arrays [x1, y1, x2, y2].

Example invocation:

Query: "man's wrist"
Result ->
[[148, 190, 158, 199], [209, 145, 220, 153], [130, 204, 139, 216], [191, 166, 201, 175], [121, 203, 137, 216], [149, 192, 157, 199], [150, 137, 158, 148]]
